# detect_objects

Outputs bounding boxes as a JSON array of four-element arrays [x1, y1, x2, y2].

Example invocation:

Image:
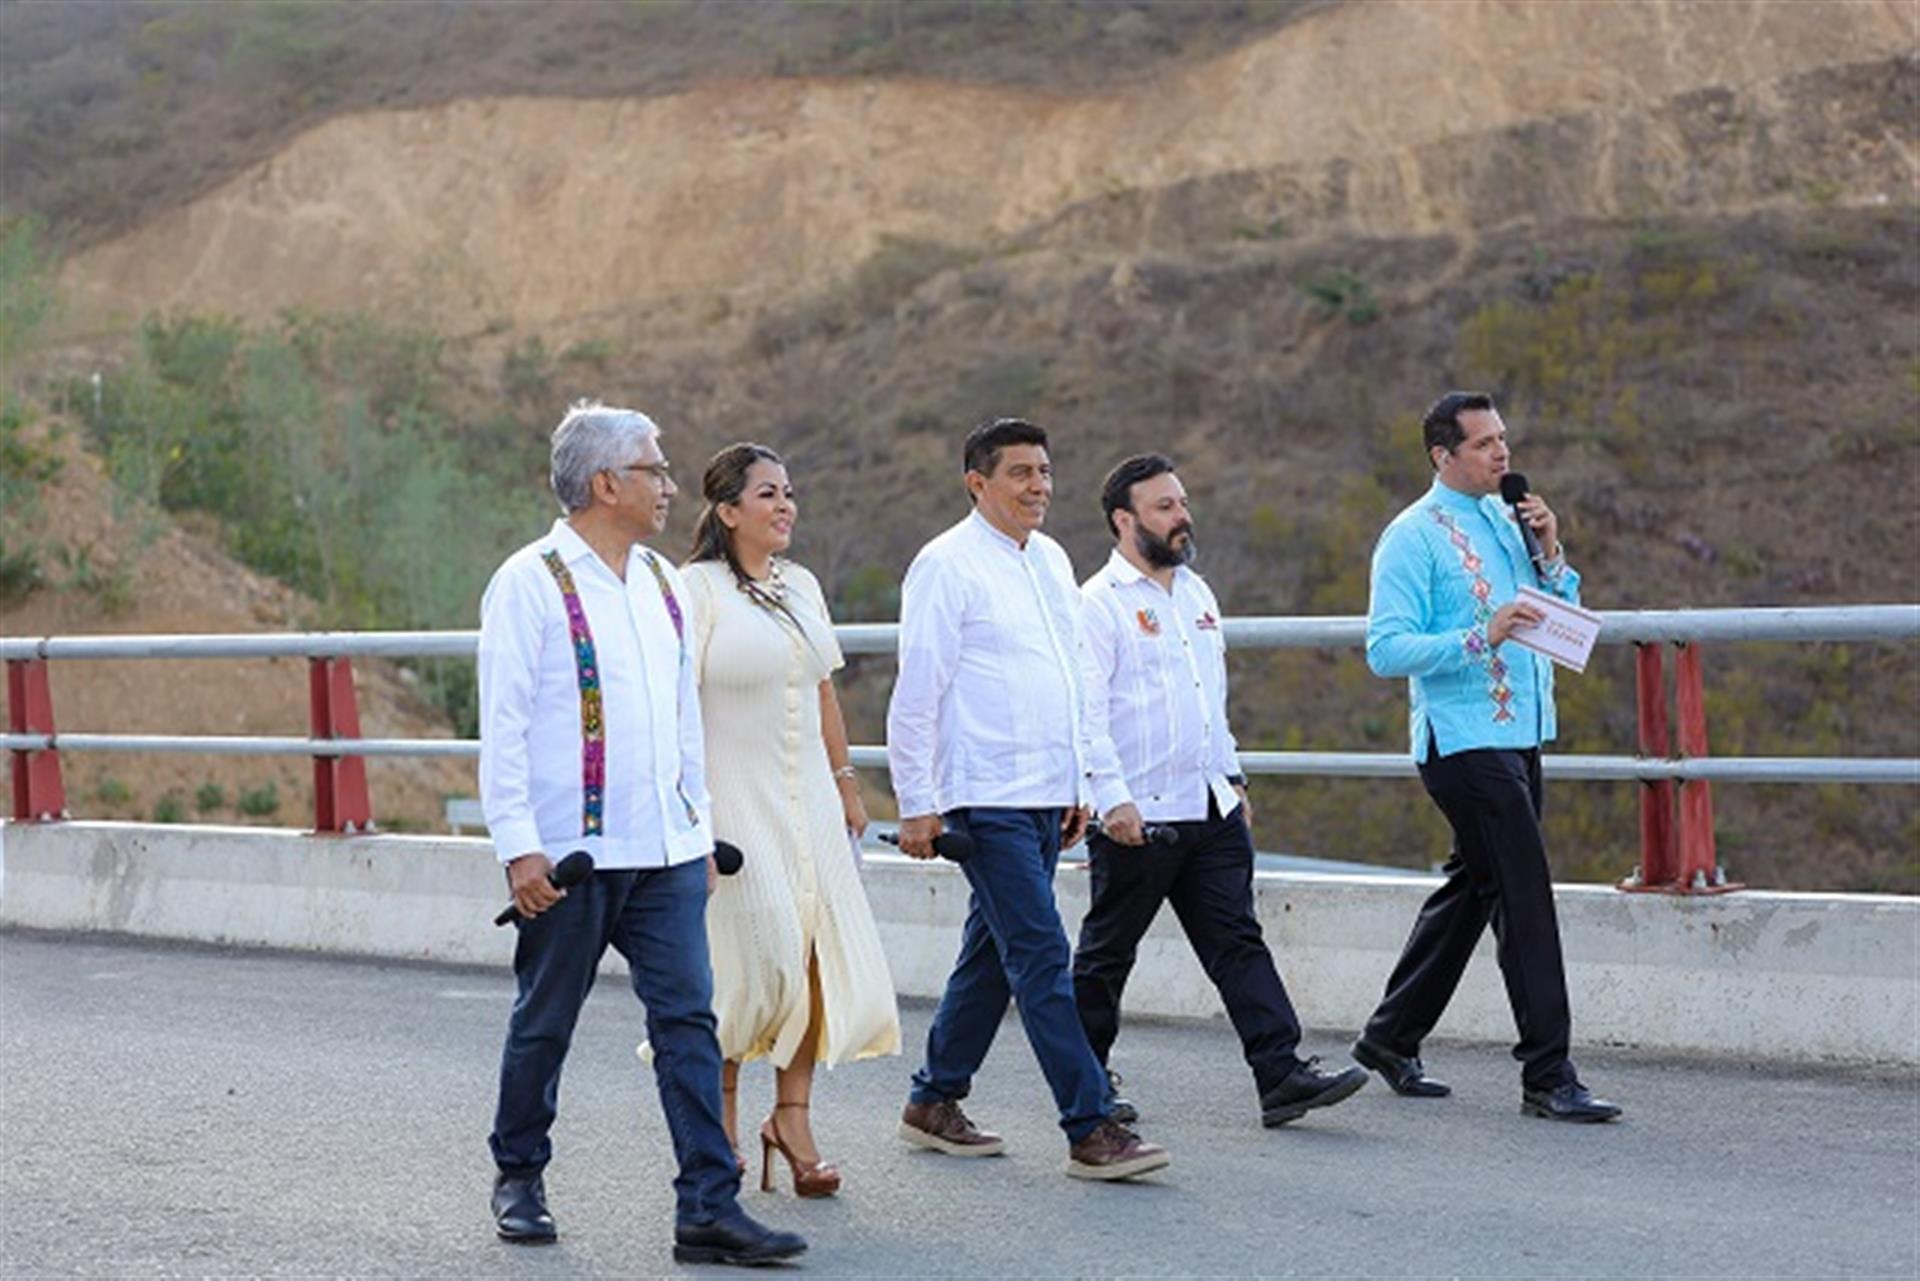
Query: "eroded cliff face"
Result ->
[[65, 0, 1914, 333]]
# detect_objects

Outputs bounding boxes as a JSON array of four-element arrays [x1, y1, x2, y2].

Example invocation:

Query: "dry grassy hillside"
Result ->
[[53, 0, 1914, 334], [3, 0, 1915, 887], [0, 0, 1328, 248], [0, 417, 474, 832]]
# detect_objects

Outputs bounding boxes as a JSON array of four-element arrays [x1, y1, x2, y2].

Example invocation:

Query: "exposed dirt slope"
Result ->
[[0, 418, 473, 831], [63, 0, 1914, 333]]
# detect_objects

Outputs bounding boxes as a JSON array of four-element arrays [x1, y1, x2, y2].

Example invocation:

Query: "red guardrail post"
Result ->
[[6, 658, 67, 821], [1622, 640, 1741, 894], [308, 657, 373, 834], [1673, 642, 1738, 892], [1629, 642, 1678, 887]]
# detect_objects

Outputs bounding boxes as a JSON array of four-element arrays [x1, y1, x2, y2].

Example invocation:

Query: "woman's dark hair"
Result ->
[[688, 442, 785, 589], [1421, 391, 1495, 459]]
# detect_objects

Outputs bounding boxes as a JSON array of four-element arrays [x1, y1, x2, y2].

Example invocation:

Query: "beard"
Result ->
[[1136, 522, 1195, 569]]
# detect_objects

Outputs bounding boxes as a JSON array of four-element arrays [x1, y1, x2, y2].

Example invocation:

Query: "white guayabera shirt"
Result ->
[[477, 519, 713, 870], [1080, 548, 1244, 824], [886, 511, 1093, 818]]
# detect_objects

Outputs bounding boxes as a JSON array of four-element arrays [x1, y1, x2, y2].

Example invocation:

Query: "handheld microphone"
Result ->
[[1091, 820, 1180, 846], [494, 849, 595, 926], [712, 840, 743, 877], [878, 829, 975, 863], [1499, 472, 1546, 571]]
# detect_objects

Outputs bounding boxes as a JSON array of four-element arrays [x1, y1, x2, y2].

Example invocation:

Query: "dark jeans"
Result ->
[[1073, 795, 1303, 1097], [489, 858, 740, 1226], [1363, 743, 1577, 1090], [909, 807, 1110, 1141]]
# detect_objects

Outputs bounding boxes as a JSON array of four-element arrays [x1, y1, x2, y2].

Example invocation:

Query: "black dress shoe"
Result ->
[[1522, 1080, 1622, 1123], [1259, 1056, 1368, 1126], [1105, 1068, 1140, 1126], [491, 1173, 556, 1245], [1351, 1037, 1452, 1098], [673, 1210, 807, 1266]]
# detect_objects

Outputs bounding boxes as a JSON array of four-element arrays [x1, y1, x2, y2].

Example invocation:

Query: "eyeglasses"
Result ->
[[617, 462, 672, 483]]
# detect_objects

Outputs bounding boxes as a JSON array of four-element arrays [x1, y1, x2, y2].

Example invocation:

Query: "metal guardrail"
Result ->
[[1, 739, 1913, 787], [6, 605, 1917, 886], [6, 604, 1916, 662], [6, 607, 1914, 781]]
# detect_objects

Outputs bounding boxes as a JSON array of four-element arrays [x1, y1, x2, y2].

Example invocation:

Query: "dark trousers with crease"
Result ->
[[489, 859, 741, 1227], [1072, 794, 1303, 1098], [1363, 740, 1577, 1090], [909, 807, 1111, 1142]]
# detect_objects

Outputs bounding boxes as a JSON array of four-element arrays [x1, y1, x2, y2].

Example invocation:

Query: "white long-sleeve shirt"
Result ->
[[1080, 549, 1243, 823], [886, 511, 1091, 817], [478, 519, 713, 868]]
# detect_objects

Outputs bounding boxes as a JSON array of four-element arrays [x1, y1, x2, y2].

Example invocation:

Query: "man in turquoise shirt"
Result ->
[[1349, 392, 1621, 1124]]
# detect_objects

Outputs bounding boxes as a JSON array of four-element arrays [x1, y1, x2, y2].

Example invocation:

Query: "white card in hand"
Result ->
[[1506, 586, 1603, 673]]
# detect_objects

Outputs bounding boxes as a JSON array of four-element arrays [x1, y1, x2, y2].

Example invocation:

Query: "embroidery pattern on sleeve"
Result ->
[[540, 550, 607, 835]]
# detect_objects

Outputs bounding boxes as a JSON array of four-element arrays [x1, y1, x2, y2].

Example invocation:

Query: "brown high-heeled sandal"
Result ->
[[760, 1102, 841, 1198]]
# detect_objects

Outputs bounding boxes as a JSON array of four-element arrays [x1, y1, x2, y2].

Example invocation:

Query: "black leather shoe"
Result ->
[[1351, 1037, 1452, 1098], [1259, 1056, 1368, 1126], [673, 1210, 807, 1266], [1522, 1080, 1622, 1123], [491, 1173, 556, 1245], [1105, 1068, 1140, 1126]]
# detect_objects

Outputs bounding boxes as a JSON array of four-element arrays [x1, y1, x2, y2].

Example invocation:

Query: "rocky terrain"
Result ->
[[3, 0, 1913, 886]]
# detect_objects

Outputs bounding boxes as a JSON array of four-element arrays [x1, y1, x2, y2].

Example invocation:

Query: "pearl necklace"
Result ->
[[740, 558, 789, 610]]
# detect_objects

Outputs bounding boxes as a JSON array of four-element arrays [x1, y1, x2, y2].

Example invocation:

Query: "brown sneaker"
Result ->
[[1066, 1119, 1171, 1182], [898, 1100, 1006, 1157]]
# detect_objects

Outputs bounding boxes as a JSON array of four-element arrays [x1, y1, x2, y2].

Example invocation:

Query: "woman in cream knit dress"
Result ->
[[680, 443, 899, 1196]]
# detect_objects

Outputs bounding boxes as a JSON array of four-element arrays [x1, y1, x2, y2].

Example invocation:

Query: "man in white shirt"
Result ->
[[1074, 455, 1367, 1128], [480, 400, 804, 1266], [888, 418, 1170, 1182]]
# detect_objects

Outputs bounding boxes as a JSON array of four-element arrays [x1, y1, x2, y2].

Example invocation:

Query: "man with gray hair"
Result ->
[[480, 400, 805, 1265]]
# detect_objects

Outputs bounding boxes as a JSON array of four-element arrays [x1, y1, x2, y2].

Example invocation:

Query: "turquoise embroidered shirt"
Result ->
[[1366, 479, 1581, 763]]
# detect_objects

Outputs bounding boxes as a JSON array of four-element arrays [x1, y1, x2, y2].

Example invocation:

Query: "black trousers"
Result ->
[[1363, 742, 1576, 1090], [1072, 796, 1302, 1097]]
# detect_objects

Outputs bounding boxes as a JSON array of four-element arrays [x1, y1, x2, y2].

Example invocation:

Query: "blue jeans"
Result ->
[[489, 859, 740, 1226], [910, 807, 1110, 1141]]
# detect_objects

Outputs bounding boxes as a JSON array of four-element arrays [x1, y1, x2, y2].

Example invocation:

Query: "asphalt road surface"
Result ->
[[2, 930, 1914, 1278]]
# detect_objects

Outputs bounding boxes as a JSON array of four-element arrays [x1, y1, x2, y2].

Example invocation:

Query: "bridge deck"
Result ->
[[2, 931, 1912, 1278]]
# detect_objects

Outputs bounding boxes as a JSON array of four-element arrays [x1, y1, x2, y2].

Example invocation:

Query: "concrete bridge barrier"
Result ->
[[1, 820, 1912, 1065]]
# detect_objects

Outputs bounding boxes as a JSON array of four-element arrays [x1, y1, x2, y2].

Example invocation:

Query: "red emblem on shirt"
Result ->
[[1195, 611, 1219, 631], [1136, 608, 1162, 636]]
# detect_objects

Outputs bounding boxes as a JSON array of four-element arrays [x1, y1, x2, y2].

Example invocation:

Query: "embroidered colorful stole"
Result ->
[[540, 547, 699, 837], [1427, 506, 1515, 725]]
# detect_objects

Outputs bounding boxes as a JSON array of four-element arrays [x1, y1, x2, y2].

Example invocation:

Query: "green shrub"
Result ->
[[195, 781, 227, 813], [1298, 268, 1379, 326], [77, 307, 545, 639], [152, 790, 186, 823], [236, 782, 281, 817], [94, 776, 133, 806], [0, 544, 43, 604], [501, 335, 552, 405], [0, 215, 59, 365], [559, 338, 612, 366], [845, 236, 975, 318]]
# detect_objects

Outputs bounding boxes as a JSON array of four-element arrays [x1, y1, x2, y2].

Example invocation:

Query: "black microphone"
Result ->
[[1091, 820, 1179, 846], [878, 830, 975, 863], [494, 849, 595, 925], [712, 840, 743, 877], [1499, 472, 1546, 572]]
